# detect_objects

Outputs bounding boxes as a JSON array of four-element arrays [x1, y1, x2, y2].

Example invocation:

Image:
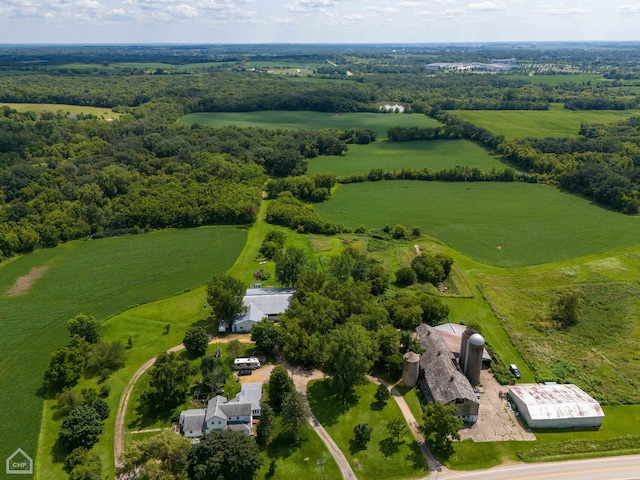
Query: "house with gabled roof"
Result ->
[[178, 382, 262, 438], [231, 287, 295, 333]]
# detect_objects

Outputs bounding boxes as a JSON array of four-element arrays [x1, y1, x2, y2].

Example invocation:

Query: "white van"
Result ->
[[234, 357, 261, 370]]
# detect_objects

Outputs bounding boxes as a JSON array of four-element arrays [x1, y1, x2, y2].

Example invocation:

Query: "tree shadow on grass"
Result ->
[[265, 433, 308, 460], [50, 437, 68, 466], [430, 440, 455, 463], [379, 437, 401, 457], [307, 380, 358, 428], [369, 401, 385, 412], [127, 398, 176, 431], [349, 439, 368, 455], [405, 441, 429, 470]]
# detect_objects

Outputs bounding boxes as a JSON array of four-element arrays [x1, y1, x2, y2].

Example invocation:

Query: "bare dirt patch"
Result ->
[[5, 265, 49, 297]]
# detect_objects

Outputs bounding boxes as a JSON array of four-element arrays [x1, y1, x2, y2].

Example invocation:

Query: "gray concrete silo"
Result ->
[[402, 351, 421, 387], [464, 333, 485, 386], [459, 328, 478, 370]]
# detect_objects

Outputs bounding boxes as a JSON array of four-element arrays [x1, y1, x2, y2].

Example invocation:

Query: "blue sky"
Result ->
[[0, 0, 639, 44]]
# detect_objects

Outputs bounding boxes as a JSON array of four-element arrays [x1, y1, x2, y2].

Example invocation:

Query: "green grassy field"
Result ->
[[177, 111, 441, 139], [307, 379, 428, 480], [452, 103, 640, 139], [1, 102, 121, 118], [307, 139, 505, 177], [0, 227, 246, 480], [314, 180, 640, 267], [447, 404, 640, 469], [478, 252, 640, 404]]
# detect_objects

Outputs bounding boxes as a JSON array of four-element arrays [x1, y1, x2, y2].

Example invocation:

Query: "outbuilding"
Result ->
[[508, 383, 604, 429]]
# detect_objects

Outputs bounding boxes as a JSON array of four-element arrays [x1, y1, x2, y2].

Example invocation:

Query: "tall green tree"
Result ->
[[183, 326, 209, 358], [268, 365, 295, 415], [187, 430, 262, 480], [250, 318, 282, 354], [386, 417, 407, 443], [322, 323, 374, 397], [67, 314, 101, 344], [274, 247, 308, 287], [58, 405, 104, 451], [421, 401, 463, 452], [144, 352, 196, 410], [206, 274, 246, 324], [118, 429, 191, 479], [281, 390, 310, 441], [256, 403, 275, 447]]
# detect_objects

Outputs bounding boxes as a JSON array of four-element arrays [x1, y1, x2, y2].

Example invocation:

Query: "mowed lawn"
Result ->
[[314, 181, 640, 267], [1, 103, 121, 118], [308, 139, 505, 177], [307, 379, 428, 480], [0, 227, 246, 480], [177, 111, 441, 139], [452, 104, 640, 139]]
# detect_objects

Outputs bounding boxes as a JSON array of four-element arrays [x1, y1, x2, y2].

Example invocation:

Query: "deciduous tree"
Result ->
[[67, 314, 101, 344], [187, 429, 262, 480], [322, 323, 374, 397], [250, 318, 282, 354], [58, 405, 104, 450], [183, 326, 209, 358], [144, 352, 195, 410], [274, 246, 308, 287], [206, 274, 245, 324], [118, 429, 191, 479], [421, 401, 463, 452]]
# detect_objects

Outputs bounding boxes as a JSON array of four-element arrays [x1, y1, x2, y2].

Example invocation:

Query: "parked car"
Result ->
[[238, 369, 252, 376], [509, 364, 521, 379]]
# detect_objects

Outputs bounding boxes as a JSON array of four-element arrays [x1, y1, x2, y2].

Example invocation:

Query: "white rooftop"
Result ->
[[242, 288, 295, 316], [509, 384, 604, 421]]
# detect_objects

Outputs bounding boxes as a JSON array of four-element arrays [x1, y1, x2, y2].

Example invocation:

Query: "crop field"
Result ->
[[177, 111, 441, 139], [452, 103, 640, 139], [0, 227, 246, 480], [314, 180, 640, 267], [1, 102, 121, 118], [479, 254, 640, 404], [307, 139, 505, 177]]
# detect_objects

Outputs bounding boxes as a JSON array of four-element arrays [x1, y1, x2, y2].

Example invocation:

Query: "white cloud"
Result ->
[[365, 6, 398, 13], [286, 0, 337, 12], [468, 1, 505, 11], [542, 7, 587, 16], [415, 9, 433, 15], [273, 16, 294, 23], [618, 4, 640, 14], [167, 4, 199, 17], [399, 1, 424, 6]]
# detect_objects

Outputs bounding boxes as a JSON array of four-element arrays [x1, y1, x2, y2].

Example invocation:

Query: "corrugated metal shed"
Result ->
[[509, 384, 604, 429]]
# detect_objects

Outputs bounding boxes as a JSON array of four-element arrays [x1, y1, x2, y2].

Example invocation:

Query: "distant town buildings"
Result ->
[[426, 58, 517, 72]]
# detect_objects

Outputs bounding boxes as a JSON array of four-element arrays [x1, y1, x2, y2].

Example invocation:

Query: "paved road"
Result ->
[[423, 454, 640, 480]]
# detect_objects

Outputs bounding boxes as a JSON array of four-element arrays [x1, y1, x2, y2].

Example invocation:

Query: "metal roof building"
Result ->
[[509, 384, 604, 429], [232, 288, 295, 333]]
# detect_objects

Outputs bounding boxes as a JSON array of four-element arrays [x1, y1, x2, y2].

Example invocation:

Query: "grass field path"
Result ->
[[113, 336, 252, 470], [291, 367, 357, 480], [369, 376, 446, 476]]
